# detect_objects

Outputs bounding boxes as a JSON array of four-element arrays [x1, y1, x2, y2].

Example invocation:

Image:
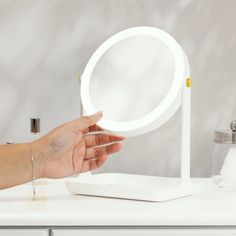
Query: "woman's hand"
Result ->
[[32, 112, 125, 179]]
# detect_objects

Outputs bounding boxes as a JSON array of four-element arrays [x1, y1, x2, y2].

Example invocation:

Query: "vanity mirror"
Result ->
[[81, 27, 186, 136], [66, 27, 201, 201]]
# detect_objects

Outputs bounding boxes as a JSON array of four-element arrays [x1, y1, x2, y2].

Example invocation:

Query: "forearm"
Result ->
[[0, 142, 44, 189]]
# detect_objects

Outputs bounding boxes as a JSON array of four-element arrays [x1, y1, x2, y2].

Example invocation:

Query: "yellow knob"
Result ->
[[186, 78, 192, 88]]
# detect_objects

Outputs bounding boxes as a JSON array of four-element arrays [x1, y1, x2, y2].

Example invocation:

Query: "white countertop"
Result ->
[[1, 178, 236, 226]]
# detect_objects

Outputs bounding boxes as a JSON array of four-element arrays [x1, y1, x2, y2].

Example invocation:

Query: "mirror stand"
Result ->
[[181, 77, 191, 183]]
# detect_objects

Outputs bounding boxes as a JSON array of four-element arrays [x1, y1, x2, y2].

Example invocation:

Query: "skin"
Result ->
[[0, 112, 125, 189]]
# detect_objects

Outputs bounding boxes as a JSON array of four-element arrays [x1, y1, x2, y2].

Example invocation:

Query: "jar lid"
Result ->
[[214, 121, 236, 144]]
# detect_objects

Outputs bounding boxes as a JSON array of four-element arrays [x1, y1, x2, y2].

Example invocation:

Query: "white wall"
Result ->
[[0, 0, 236, 177]]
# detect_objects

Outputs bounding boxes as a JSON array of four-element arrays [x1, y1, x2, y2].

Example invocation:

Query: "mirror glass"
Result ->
[[90, 36, 175, 122]]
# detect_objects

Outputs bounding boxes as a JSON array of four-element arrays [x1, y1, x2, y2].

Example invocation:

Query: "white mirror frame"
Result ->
[[80, 27, 189, 137], [70, 27, 202, 202]]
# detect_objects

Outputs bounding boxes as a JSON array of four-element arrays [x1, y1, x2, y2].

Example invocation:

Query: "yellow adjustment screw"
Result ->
[[186, 77, 192, 88]]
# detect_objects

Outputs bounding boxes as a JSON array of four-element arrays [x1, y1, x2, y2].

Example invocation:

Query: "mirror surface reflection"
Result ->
[[90, 36, 175, 121]]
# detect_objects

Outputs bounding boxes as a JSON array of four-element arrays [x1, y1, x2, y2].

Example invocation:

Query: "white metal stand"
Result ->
[[181, 78, 191, 183]]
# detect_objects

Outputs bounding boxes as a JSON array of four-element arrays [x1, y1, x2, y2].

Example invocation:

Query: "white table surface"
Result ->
[[0, 178, 236, 227]]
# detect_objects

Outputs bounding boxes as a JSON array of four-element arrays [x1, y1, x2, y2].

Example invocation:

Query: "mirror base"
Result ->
[[66, 173, 201, 202]]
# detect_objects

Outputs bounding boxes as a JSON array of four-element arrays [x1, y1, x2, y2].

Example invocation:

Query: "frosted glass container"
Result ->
[[212, 121, 236, 187]]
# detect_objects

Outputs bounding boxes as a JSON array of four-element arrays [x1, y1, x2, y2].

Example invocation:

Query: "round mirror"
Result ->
[[81, 27, 190, 136]]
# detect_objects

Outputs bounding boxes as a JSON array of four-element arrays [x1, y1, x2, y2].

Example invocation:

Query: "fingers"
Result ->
[[85, 142, 123, 160], [82, 124, 104, 134], [73, 141, 124, 174], [71, 112, 103, 132], [84, 133, 125, 147], [81, 154, 108, 172]]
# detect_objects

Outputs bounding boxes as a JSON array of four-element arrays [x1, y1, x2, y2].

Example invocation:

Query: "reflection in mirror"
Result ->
[[90, 36, 175, 121]]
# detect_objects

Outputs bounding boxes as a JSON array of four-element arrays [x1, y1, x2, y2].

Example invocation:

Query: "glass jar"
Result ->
[[212, 121, 236, 187]]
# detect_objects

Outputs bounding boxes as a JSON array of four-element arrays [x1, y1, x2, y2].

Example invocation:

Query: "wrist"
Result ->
[[30, 141, 45, 179]]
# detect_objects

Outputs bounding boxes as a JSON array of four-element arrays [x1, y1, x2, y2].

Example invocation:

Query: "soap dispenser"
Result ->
[[212, 121, 236, 187]]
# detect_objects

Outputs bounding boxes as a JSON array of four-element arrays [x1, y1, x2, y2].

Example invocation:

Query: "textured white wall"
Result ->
[[0, 0, 236, 177]]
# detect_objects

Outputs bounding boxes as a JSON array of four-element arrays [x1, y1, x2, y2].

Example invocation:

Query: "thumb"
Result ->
[[73, 112, 103, 131]]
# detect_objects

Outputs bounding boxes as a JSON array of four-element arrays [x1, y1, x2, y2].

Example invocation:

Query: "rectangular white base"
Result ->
[[65, 173, 201, 202]]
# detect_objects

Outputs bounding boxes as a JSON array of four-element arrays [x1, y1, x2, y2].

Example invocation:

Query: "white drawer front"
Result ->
[[0, 229, 48, 236], [51, 229, 236, 236]]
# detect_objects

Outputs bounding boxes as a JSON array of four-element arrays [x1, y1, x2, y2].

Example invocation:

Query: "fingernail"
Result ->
[[117, 142, 124, 148], [93, 111, 103, 116]]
